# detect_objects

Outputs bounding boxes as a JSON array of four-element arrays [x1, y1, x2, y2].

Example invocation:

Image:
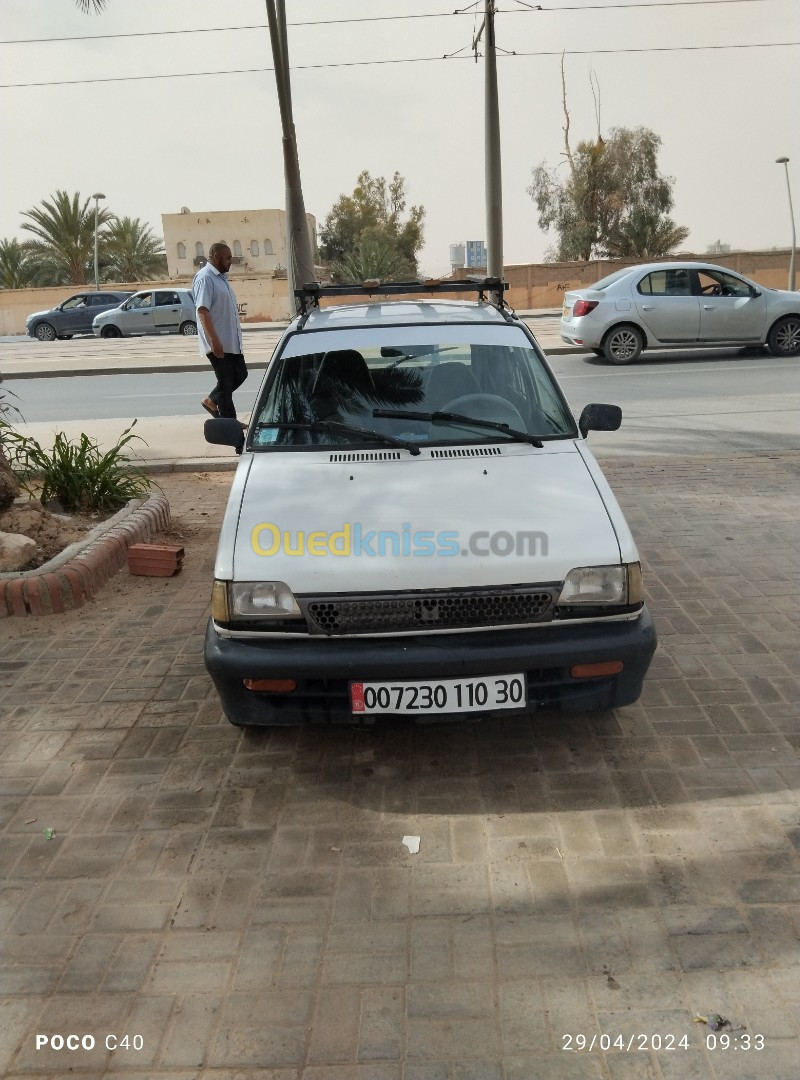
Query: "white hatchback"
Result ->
[[560, 261, 800, 363], [203, 280, 657, 727]]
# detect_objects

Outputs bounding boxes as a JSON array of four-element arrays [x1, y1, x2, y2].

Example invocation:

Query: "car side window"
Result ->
[[62, 296, 87, 310], [638, 270, 691, 297], [130, 292, 153, 309], [696, 270, 750, 297], [155, 292, 177, 306]]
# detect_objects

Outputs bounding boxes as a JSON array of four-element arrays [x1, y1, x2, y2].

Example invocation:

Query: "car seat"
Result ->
[[424, 362, 481, 410], [312, 349, 374, 420]]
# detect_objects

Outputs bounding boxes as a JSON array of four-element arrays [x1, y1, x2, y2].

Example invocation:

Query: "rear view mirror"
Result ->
[[578, 403, 622, 438]]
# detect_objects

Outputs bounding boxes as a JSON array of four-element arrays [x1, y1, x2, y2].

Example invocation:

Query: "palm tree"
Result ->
[[0, 239, 38, 289], [102, 217, 167, 282], [605, 209, 690, 260], [331, 234, 416, 284], [21, 190, 113, 286]]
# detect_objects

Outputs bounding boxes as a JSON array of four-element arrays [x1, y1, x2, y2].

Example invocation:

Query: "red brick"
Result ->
[[8, 578, 28, 616], [60, 567, 87, 609], [23, 578, 45, 616], [41, 573, 66, 614]]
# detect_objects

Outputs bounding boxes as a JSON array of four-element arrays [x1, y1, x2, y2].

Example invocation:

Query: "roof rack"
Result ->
[[294, 277, 508, 315]]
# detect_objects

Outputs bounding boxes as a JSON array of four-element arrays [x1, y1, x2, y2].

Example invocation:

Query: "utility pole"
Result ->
[[265, 0, 316, 313], [474, 0, 504, 306]]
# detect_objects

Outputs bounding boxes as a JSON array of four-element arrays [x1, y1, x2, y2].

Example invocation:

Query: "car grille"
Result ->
[[299, 586, 558, 635]]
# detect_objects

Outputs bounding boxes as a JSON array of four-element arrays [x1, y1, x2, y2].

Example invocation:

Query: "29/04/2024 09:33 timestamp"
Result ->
[[562, 1032, 765, 1052]]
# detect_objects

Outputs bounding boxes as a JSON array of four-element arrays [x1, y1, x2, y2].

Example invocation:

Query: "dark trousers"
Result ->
[[207, 352, 247, 419]]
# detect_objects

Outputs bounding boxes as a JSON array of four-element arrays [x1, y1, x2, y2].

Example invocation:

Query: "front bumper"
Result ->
[[204, 606, 657, 725]]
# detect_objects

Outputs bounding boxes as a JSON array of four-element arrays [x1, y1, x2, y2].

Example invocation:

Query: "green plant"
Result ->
[[0, 420, 151, 512]]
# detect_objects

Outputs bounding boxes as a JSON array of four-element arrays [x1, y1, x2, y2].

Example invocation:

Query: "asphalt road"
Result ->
[[8, 347, 800, 455], [3, 321, 798, 461]]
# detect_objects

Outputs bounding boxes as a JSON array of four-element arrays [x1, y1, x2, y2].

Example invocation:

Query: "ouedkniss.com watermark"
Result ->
[[251, 523, 548, 558]]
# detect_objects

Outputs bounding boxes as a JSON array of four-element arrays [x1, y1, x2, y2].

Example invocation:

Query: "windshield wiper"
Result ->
[[372, 409, 544, 448], [252, 420, 421, 456]]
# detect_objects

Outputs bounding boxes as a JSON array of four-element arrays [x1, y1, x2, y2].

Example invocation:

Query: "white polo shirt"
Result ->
[[192, 262, 243, 355]]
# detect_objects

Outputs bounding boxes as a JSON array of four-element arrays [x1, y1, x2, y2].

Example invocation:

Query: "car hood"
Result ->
[[92, 308, 117, 322], [222, 443, 624, 591], [27, 309, 54, 321], [766, 286, 800, 304]]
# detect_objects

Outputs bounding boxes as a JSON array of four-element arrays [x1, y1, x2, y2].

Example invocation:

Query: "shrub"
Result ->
[[0, 419, 151, 513]]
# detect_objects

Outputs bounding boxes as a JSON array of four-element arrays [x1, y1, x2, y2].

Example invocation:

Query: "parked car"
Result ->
[[92, 288, 197, 338], [560, 262, 800, 363], [26, 291, 133, 341], [202, 279, 657, 728]]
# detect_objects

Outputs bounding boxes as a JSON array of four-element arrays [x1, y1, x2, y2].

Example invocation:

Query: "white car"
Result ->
[[203, 279, 657, 727], [560, 261, 800, 363], [92, 288, 197, 338]]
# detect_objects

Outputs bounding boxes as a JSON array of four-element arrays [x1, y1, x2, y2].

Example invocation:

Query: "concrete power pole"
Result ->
[[265, 0, 316, 313], [483, 0, 503, 304]]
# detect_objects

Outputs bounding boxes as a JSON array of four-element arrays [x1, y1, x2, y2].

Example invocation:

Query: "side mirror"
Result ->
[[750, 286, 761, 298], [578, 403, 622, 438], [204, 418, 245, 452]]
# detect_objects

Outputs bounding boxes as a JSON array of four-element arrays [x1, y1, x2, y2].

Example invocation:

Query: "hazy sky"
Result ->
[[2, 0, 798, 276]]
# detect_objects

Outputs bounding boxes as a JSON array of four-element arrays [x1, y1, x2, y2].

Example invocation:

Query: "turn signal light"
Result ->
[[570, 661, 623, 679], [572, 300, 599, 317], [243, 679, 297, 693]]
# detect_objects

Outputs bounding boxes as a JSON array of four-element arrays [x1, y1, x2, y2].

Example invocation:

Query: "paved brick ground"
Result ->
[[0, 456, 798, 1079]]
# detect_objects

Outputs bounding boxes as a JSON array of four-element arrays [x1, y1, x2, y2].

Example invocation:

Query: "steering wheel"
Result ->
[[438, 394, 527, 430], [701, 283, 722, 296]]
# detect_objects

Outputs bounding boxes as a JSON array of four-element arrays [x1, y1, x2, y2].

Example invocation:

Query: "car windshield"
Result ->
[[251, 324, 576, 451]]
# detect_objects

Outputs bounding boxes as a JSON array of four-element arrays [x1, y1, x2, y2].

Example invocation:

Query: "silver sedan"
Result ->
[[560, 262, 800, 364]]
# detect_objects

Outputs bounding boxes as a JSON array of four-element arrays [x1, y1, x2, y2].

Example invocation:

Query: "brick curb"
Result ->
[[0, 490, 170, 617]]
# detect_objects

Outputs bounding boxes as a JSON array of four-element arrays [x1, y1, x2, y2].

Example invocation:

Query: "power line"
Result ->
[[1, 39, 796, 89], [0, 0, 783, 46]]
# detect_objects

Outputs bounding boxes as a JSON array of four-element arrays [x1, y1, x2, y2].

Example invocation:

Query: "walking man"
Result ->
[[192, 243, 247, 420]]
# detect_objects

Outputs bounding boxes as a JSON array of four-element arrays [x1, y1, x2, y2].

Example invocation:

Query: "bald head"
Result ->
[[208, 243, 233, 274]]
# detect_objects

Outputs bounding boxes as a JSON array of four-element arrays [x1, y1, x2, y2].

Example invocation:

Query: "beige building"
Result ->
[[161, 207, 317, 279]]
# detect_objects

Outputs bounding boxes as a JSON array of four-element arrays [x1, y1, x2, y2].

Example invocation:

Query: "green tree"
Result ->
[[0, 239, 38, 289], [20, 190, 113, 286], [528, 126, 688, 262], [102, 217, 167, 282], [319, 171, 425, 282]]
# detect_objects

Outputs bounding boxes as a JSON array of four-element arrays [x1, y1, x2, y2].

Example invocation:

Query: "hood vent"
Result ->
[[430, 446, 502, 459], [329, 451, 402, 462]]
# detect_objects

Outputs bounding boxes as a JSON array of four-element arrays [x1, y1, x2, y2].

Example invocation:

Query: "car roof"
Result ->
[[298, 299, 511, 332], [611, 261, 746, 275]]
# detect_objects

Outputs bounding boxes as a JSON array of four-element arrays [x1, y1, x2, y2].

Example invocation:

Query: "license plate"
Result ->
[[350, 673, 527, 715]]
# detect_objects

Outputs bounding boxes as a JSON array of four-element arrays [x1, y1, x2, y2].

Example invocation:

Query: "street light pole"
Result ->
[[775, 158, 796, 291], [91, 192, 105, 291]]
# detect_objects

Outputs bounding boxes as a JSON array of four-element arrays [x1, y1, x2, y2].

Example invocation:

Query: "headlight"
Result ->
[[212, 580, 301, 621], [557, 563, 643, 606]]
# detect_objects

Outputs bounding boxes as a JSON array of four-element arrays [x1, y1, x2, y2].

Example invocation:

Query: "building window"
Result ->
[[264, 239, 273, 255], [177, 242, 186, 260], [195, 241, 204, 257], [233, 240, 242, 257], [250, 240, 259, 257]]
